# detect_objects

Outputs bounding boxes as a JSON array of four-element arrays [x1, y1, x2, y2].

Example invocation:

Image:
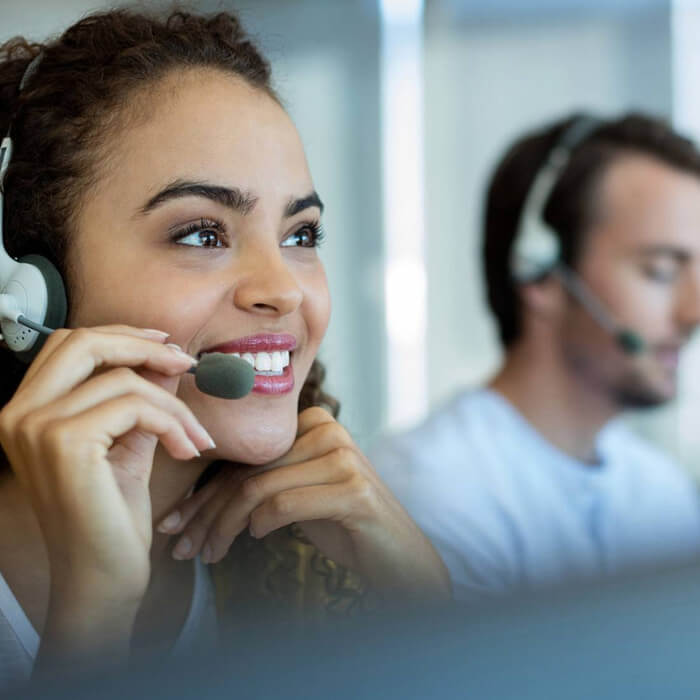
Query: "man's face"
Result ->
[[560, 154, 700, 408]]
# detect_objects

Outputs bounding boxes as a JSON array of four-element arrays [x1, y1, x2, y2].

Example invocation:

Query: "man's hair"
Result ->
[[483, 112, 700, 348]]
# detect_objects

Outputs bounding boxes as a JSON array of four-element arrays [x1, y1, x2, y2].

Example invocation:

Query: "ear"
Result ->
[[518, 274, 567, 321]]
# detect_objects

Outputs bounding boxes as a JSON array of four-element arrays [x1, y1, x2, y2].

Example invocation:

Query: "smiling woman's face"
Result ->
[[67, 69, 331, 464]]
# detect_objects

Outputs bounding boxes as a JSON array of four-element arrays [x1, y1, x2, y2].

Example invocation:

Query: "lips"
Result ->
[[200, 333, 297, 355], [199, 333, 297, 396]]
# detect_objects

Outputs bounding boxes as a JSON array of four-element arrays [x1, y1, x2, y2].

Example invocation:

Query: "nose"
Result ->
[[232, 244, 303, 317], [674, 266, 700, 332]]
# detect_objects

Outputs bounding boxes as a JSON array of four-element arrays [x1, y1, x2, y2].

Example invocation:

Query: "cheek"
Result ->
[[301, 265, 331, 350], [583, 262, 670, 334], [70, 259, 222, 344]]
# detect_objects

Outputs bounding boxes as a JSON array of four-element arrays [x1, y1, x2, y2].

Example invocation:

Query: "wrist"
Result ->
[[34, 586, 143, 680]]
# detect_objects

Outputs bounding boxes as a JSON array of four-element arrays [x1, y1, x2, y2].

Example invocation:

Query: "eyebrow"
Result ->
[[139, 180, 258, 216], [138, 179, 324, 218], [638, 245, 691, 263], [286, 192, 324, 217]]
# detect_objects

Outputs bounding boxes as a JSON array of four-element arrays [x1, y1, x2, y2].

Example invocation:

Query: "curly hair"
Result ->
[[0, 9, 339, 462]]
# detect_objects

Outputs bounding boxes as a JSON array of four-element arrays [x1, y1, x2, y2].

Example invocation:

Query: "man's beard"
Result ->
[[564, 337, 677, 410], [609, 363, 674, 410]]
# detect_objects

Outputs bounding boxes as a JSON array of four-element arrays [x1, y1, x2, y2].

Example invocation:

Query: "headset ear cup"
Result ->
[[14, 254, 68, 364]]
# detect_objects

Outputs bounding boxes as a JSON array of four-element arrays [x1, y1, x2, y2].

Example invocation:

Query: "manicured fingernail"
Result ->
[[143, 328, 170, 339], [202, 544, 213, 564], [186, 438, 201, 458], [192, 423, 216, 451], [173, 536, 192, 559], [158, 511, 181, 533], [166, 343, 194, 359]]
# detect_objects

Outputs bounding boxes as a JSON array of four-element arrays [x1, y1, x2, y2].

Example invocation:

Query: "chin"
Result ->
[[209, 418, 297, 466], [183, 382, 301, 466], [615, 381, 675, 409]]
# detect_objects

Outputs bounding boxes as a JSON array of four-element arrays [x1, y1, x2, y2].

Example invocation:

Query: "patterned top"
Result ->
[[212, 524, 376, 635]]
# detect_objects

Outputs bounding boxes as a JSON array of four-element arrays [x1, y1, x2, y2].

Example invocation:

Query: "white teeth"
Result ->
[[220, 350, 292, 374], [255, 352, 272, 371]]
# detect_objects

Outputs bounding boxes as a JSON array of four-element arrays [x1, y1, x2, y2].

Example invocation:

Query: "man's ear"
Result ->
[[518, 274, 567, 321]]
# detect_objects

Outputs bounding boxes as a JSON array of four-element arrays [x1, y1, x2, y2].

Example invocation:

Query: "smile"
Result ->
[[197, 333, 298, 390], [227, 350, 291, 376]]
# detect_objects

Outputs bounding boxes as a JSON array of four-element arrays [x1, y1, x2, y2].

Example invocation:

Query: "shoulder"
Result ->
[[368, 390, 526, 597], [369, 389, 506, 471], [602, 422, 691, 482], [601, 422, 699, 508]]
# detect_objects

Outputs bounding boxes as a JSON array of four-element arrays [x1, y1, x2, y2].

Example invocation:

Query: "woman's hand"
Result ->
[[0, 326, 215, 666], [158, 407, 451, 600]]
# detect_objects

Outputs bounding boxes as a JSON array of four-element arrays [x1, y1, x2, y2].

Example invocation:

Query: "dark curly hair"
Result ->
[[0, 8, 339, 462]]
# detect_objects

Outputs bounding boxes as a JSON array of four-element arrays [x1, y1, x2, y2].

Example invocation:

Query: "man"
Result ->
[[370, 113, 700, 599]]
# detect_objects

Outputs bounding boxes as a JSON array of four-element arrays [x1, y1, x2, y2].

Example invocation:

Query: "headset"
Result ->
[[0, 53, 68, 363], [509, 115, 646, 355], [0, 55, 259, 399]]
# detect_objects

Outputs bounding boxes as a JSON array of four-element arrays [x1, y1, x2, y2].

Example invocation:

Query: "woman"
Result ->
[[0, 8, 449, 688]]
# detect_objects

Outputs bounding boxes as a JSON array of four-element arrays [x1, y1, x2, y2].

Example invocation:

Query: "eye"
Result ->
[[643, 260, 680, 283], [172, 219, 226, 248], [281, 222, 325, 249]]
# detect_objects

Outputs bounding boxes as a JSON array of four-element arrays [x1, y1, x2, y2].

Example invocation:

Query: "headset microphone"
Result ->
[[189, 353, 256, 399], [510, 115, 647, 356]]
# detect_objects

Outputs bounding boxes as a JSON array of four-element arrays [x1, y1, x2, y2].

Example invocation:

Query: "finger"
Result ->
[[202, 454, 355, 563], [60, 394, 202, 467], [295, 406, 335, 438], [158, 469, 228, 534], [20, 325, 171, 387], [265, 419, 354, 471], [14, 330, 195, 413], [28, 367, 215, 453], [249, 483, 354, 542], [170, 478, 241, 560]]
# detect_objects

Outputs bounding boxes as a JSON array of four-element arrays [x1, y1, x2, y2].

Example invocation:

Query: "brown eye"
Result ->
[[281, 224, 325, 248], [173, 221, 226, 248]]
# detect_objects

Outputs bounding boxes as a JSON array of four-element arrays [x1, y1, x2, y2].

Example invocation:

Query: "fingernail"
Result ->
[[196, 427, 216, 451], [158, 511, 181, 533], [186, 438, 201, 458], [173, 536, 192, 559], [166, 342, 194, 359], [143, 328, 170, 339], [202, 543, 213, 564]]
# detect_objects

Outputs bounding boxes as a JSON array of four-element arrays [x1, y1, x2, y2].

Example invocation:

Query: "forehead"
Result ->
[[92, 69, 312, 206], [590, 153, 700, 254]]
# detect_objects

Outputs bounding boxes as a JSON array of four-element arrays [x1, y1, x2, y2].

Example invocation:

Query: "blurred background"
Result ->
[[3, 0, 700, 474]]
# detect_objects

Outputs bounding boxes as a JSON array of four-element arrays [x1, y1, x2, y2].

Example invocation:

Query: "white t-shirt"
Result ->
[[370, 389, 700, 600], [0, 557, 217, 691]]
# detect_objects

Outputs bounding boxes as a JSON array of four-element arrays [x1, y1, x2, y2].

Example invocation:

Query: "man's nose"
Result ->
[[675, 268, 700, 331]]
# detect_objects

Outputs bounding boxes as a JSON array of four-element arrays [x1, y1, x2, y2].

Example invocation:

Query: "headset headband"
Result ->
[[510, 115, 602, 283]]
